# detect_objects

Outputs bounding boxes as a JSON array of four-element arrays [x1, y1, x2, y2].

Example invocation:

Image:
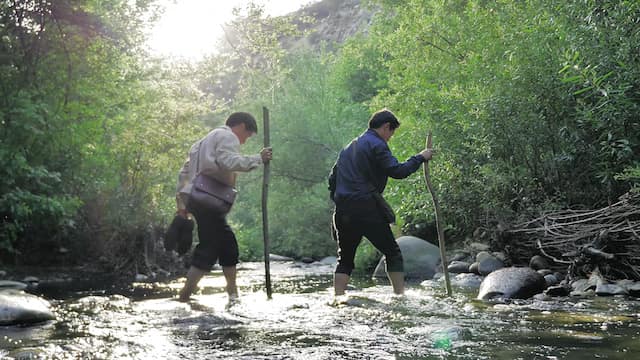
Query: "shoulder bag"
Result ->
[[187, 140, 237, 214]]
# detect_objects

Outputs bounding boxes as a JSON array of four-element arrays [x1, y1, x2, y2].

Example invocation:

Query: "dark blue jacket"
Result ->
[[328, 129, 425, 204]]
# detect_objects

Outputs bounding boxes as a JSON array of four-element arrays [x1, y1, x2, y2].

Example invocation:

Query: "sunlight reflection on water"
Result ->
[[1, 261, 640, 359]]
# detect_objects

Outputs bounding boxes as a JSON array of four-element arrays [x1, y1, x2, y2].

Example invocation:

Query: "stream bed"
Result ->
[[1, 261, 639, 359]]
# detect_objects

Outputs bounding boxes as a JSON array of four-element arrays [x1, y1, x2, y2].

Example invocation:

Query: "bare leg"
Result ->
[[222, 265, 238, 298], [387, 272, 405, 294], [334, 273, 350, 296], [179, 266, 207, 301]]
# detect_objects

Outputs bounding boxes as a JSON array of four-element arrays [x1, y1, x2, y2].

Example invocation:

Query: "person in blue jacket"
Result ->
[[328, 108, 433, 295]]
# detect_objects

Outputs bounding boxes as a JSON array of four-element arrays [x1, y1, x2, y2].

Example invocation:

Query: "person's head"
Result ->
[[368, 108, 400, 142], [226, 112, 258, 144]]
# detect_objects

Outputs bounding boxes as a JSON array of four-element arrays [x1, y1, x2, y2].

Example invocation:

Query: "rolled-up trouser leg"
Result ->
[[189, 201, 239, 271]]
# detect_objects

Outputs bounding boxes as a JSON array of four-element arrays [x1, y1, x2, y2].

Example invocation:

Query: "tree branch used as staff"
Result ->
[[424, 132, 452, 296]]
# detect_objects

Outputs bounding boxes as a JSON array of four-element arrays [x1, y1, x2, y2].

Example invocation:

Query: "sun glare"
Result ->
[[148, 0, 312, 60]]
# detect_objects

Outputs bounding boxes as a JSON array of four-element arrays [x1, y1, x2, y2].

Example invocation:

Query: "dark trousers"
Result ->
[[188, 201, 239, 271], [333, 204, 403, 276]]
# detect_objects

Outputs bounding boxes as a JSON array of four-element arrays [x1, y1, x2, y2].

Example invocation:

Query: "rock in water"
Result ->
[[372, 236, 441, 280], [477, 255, 504, 275], [447, 261, 471, 274], [477, 267, 546, 300], [0, 281, 28, 290], [0, 289, 55, 326]]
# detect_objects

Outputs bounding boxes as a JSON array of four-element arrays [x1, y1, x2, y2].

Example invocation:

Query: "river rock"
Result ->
[[571, 278, 594, 293], [318, 256, 337, 265], [469, 262, 480, 275], [544, 274, 560, 287], [475, 251, 492, 262], [478, 255, 504, 276], [529, 255, 551, 270], [449, 252, 470, 262], [569, 278, 596, 297], [372, 236, 440, 279], [595, 283, 628, 296], [545, 285, 570, 297], [22, 276, 39, 284], [447, 261, 471, 274], [477, 267, 546, 300], [537, 269, 553, 276], [492, 252, 508, 263], [0, 280, 28, 290], [5, 349, 45, 359], [0, 289, 55, 326], [269, 254, 294, 262], [626, 282, 640, 297]]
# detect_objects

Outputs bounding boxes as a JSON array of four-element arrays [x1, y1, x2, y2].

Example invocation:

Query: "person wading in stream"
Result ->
[[328, 108, 433, 295], [176, 112, 272, 303]]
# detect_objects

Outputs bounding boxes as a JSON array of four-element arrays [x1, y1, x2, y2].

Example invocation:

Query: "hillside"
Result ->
[[290, 0, 375, 49]]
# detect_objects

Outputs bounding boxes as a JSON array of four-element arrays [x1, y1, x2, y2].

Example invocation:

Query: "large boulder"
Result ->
[[477, 267, 546, 300], [373, 236, 441, 280], [0, 289, 55, 326]]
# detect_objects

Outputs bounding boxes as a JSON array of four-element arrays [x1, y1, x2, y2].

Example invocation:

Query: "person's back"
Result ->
[[328, 108, 433, 295]]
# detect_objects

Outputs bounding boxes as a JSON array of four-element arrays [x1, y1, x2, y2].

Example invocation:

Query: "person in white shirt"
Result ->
[[176, 112, 272, 302]]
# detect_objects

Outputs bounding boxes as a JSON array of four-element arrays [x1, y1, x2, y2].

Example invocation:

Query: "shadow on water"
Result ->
[[2, 261, 640, 359]]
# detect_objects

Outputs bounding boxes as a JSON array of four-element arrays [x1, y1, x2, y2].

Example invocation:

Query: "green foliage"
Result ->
[[228, 48, 369, 260], [197, 0, 640, 259], [337, 0, 640, 243], [0, 0, 204, 266], [2, 0, 638, 269], [616, 164, 640, 188]]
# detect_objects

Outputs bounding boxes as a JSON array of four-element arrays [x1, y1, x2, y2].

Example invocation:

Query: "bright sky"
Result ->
[[148, 0, 313, 60]]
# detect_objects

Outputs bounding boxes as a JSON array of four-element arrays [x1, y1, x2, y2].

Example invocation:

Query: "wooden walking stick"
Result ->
[[262, 106, 273, 299], [424, 132, 452, 296]]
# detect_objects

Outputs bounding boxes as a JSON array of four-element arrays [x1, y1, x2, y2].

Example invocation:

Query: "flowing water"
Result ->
[[1, 261, 639, 359]]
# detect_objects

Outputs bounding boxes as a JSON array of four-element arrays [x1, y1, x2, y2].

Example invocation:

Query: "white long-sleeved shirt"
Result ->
[[176, 125, 262, 209]]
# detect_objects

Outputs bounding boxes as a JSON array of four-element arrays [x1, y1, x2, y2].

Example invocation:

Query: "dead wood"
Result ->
[[498, 191, 640, 281]]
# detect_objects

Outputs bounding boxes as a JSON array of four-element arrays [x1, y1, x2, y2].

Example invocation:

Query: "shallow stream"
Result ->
[[1, 261, 639, 359]]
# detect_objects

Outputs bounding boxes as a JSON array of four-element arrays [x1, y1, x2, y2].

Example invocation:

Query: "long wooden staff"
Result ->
[[424, 132, 452, 296], [262, 106, 273, 299]]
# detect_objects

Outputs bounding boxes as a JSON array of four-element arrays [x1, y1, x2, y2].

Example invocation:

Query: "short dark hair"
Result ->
[[226, 112, 258, 133], [368, 108, 400, 130]]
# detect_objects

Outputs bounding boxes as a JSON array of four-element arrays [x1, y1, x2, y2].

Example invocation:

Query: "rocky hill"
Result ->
[[288, 0, 376, 49]]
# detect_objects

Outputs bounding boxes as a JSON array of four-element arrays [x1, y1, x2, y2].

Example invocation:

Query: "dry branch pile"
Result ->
[[499, 191, 640, 281]]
